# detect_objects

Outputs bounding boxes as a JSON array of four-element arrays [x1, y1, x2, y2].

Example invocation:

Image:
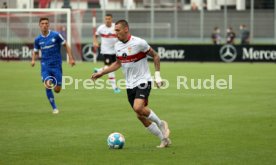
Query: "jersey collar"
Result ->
[[41, 30, 51, 38], [122, 34, 131, 43]]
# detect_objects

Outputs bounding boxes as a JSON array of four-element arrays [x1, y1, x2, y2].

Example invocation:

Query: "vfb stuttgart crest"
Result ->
[[127, 47, 132, 54]]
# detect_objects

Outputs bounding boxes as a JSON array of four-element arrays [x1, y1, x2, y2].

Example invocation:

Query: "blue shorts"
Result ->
[[41, 66, 63, 87]]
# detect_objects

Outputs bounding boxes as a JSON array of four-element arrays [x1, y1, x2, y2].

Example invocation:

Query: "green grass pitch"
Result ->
[[0, 61, 275, 165]]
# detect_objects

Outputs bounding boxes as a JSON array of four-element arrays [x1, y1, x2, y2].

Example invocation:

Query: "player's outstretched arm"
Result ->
[[31, 51, 39, 67], [91, 59, 121, 81], [93, 34, 99, 48], [148, 48, 160, 71], [63, 43, 75, 66], [147, 48, 163, 88]]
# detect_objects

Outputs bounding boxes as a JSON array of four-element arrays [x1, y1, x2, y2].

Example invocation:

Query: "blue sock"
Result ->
[[46, 89, 57, 110]]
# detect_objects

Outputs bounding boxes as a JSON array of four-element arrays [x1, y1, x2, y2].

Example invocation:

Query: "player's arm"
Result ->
[[93, 34, 99, 48], [91, 59, 121, 81], [31, 39, 40, 67], [148, 48, 160, 71], [31, 51, 39, 67], [63, 43, 75, 66], [147, 48, 163, 88]]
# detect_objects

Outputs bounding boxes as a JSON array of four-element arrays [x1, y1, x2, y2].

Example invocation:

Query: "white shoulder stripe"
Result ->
[[58, 33, 65, 41]]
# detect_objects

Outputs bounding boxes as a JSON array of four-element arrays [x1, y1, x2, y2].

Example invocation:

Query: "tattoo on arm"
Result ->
[[148, 48, 160, 71]]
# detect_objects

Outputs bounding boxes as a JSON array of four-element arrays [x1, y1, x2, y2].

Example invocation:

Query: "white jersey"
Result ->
[[115, 35, 152, 89], [95, 23, 117, 54]]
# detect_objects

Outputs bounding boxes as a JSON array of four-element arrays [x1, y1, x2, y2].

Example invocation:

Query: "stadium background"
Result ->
[[0, 0, 275, 165], [0, 0, 276, 62]]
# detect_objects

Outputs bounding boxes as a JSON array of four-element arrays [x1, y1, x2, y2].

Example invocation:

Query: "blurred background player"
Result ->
[[93, 13, 120, 93], [211, 27, 221, 45], [92, 20, 171, 148], [239, 24, 250, 45], [31, 17, 75, 114], [226, 27, 236, 44], [2, 2, 8, 8]]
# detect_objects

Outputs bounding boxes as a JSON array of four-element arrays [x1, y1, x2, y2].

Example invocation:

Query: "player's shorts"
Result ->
[[41, 66, 63, 87], [102, 54, 116, 65], [127, 82, 152, 108]]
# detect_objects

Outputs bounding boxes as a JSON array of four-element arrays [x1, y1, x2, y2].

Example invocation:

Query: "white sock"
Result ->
[[108, 72, 117, 90], [147, 110, 162, 127], [96, 68, 103, 72], [147, 122, 164, 140]]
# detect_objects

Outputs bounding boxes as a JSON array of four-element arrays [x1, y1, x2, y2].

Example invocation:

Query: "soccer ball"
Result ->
[[107, 132, 125, 149]]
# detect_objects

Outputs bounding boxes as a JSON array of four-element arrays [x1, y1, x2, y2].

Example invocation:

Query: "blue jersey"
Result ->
[[34, 30, 65, 68]]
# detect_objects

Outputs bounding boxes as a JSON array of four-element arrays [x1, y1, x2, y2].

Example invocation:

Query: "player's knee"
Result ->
[[54, 90, 60, 93], [133, 105, 144, 115], [54, 86, 61, 93]]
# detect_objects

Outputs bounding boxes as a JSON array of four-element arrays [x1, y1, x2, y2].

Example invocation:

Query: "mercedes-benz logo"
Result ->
[[82, 44, 96, 61], [219, 44, 237, 63]]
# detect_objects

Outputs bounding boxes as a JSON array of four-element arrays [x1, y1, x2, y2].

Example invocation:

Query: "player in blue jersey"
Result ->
[[31, 17, 75, 114]]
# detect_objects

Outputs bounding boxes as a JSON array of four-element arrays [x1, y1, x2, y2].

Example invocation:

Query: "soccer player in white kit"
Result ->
[[92, 20, 171, 148], [93, 13, 120, 93]]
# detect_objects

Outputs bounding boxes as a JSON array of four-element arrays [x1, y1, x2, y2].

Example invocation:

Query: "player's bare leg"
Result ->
[[133, 99, 171, 148], [133, 99, 170, 137], [133, 99, 150, 117], [54, 86, 61, 93], [136, 114, 151, 127]]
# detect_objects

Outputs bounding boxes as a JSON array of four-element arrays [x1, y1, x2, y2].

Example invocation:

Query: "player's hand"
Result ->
[[31, 60, 35, 67], [154, 71, 164, 88], [69, 59, 75, 67], [91, 72, 103, 81]]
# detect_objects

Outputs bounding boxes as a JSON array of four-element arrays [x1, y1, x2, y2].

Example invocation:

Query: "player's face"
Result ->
[[105, 16, 112, 27], [115, 24, 128, 42], [39, 20, 49, 33]]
